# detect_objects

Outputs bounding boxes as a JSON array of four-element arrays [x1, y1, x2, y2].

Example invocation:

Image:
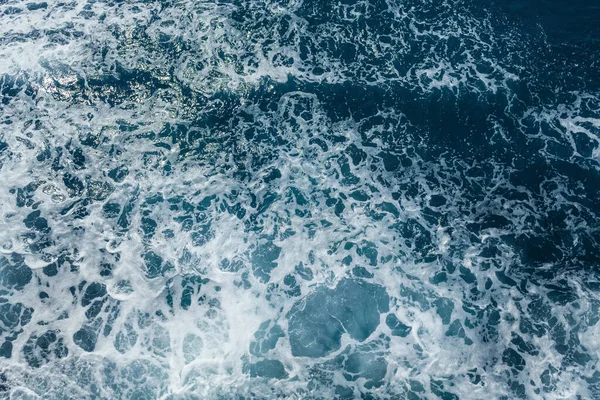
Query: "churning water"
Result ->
[[1, 0, 599, 398]]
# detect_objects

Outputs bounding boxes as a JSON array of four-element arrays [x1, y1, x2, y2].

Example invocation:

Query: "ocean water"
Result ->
[[0, 0, 599, 398]]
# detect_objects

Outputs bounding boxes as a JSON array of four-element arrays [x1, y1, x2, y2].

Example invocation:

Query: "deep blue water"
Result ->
[[0, 0, 599, 399]]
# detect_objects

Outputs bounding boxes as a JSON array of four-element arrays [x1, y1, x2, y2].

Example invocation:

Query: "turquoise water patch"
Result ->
[[288, 279, 389, 358]]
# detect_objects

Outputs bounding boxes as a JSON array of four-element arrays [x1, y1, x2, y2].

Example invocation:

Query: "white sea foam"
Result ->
[[0, 0, 599, 398]]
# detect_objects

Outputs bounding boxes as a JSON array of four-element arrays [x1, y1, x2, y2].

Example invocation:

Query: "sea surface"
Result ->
[[0, 0, 599, 399]]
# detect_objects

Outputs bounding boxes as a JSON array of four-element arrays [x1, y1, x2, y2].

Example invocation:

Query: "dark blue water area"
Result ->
[[0, 0, 599, 399], [486, 0, 600, 90]]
